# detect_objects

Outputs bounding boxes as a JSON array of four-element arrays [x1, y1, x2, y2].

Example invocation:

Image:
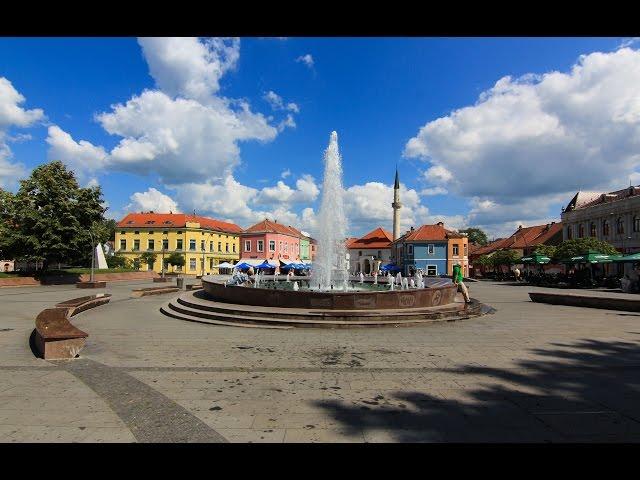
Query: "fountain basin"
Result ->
[[202, 276, 457, 310]]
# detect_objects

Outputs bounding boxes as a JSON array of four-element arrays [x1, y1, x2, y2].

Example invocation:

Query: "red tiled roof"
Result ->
[[566, 186, 640, 211], [117, 213, 242, 234], [471, 222, 563, 256], [243, 219, 302, 237], [347, 227, 393, 249], [394, 224, 457, 242]]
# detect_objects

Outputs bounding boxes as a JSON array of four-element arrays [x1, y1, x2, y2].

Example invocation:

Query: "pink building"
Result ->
[[240, 219, 302, 263]]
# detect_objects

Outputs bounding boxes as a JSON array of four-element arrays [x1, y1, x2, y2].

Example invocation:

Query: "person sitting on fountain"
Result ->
[[452, 263, 472, 304]]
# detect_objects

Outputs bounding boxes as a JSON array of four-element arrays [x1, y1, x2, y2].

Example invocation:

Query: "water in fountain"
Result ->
[[314, 131, 349, 291]]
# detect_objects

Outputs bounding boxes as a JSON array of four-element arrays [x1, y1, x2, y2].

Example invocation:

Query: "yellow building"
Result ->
[[115, 212, 242, 276]]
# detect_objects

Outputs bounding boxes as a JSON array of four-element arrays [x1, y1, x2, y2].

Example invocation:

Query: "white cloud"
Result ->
[[281, 168, 291, 179], [277, 113, 296, 132], [264, 90, 299, 113], [404, 47, 640, 230], [46, 125, 108, 180], [296, 54, 314, 69], [126, 187, 180, 213], [254, 174, 319, 205], [138, 37, 240, 103], [0, 77, 44, 190], [420, 186, 448, 196]]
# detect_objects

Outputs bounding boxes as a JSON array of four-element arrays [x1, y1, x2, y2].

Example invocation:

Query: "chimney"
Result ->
[[518, 225, 523, 230], [410, 226, 414, 231], [437, 221, 444, 227]]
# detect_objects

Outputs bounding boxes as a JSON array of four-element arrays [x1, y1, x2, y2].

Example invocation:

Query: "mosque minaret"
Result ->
[[392, 168, 402, 240]]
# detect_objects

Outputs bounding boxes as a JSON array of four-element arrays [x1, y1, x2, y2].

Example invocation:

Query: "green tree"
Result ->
[[165, 252, 185, 274], [554, 238, 618, 260], [6, 161, 106, 270], [533, 244, 557, 259], [106, 254, 131, 269], [491, 249, 521, 272], [459, 227, 488, 246], [0, 188, 17, 259], [140, 252, 157, 270]]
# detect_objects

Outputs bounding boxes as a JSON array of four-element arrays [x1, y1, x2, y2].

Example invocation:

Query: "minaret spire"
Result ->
[[392, 167, 402, 241]]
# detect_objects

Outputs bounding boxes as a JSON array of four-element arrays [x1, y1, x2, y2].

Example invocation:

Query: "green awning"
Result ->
[[560, 250, 624, 264], [613, 252, 640, 262], [519, 253, 551, 264]]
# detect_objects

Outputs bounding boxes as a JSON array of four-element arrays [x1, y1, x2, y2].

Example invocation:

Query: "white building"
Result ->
[[561, 186, 640, 254], [346, 227, 393, 274]]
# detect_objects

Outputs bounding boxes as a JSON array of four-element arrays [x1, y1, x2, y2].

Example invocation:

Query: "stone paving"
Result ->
[[1, 278, 640, 442]]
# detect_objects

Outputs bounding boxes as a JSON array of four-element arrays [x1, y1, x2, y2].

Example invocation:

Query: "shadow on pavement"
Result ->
[[314, 337, 640, 442]]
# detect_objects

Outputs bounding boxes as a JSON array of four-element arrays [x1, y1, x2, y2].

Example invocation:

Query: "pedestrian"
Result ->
[[514, 266, 521, 282], [452, 263, 472, 304]]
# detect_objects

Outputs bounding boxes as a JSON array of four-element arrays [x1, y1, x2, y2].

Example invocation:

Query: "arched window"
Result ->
[[590, 222, 596, 237], [603, 220, 610, 236], [635, 216, 640, 233], [617, 217, 625, 234], [578, 224, 585, 238], [567, 226, 573, 239]]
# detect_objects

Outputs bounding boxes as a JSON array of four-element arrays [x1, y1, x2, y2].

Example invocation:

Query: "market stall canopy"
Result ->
[[519, 253, 551, 264], [380, 263, 401, 272], [560, 250, 624, 264], [256, 260, 279, 269], [234, 262, 253, 270], [215, 262, 235, 268], [612, 252, 640, 262]]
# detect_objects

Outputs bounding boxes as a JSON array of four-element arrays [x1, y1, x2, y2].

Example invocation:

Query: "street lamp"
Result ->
[[201, 247, 206, 278], [88, 229, 95, 283], [161, 232, 167, 279]]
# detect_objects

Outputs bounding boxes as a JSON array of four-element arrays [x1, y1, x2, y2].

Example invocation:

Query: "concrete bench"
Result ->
[[185, 283, 203, 291], [34, 294, 112, 360], [131, 286, 180, 298]]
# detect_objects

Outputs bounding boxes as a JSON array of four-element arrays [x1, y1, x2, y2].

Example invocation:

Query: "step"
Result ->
[[165, 299, 482, 328], [159, 304, 292, 330]]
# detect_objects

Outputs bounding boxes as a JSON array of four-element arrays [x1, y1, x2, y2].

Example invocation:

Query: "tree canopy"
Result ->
[[0, 161, 107, 269], [491, 249, 521, 267], [532, 244, 557, 258], [459, 227, 488, 246], [553, 238, 619, 260]]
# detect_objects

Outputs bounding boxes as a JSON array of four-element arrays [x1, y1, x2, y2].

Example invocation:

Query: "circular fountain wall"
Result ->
[[201, 276, 457, 310]]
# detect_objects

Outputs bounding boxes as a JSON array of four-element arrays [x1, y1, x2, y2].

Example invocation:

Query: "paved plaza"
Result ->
[[1, 278, 640, 442]]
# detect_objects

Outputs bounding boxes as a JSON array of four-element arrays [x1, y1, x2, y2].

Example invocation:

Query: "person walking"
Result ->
[[452, 263, 472, 304], [514, 266, 521, 282]]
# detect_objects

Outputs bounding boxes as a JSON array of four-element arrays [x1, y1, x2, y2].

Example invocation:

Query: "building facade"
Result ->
[[240, 219, 303, 263], [346, 227, 393, 274], [115, 213, 242, 276], [561, 187, 640, 254], [391, 222, 468, 277]]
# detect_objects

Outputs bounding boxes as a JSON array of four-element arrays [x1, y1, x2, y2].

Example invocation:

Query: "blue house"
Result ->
[[391, 222, 462, 276]]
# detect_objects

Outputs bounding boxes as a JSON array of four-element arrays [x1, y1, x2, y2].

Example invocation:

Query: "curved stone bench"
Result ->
[[131, 286, 180, 298], [34, 294, 112, 360], [529, 292, 640, 312]]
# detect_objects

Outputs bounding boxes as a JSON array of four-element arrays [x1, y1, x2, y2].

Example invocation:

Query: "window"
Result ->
[[120, 231, 125, 235], [269, 240, 275, 251], [427, 265, 437, 276], [617, 217, 625, 234], [578, 224, 585, 238], [218, 241, 222, 251], [163, 231, 168, 235], [635, 216, 640, 233], [427, 244, 435, 255], [162, 239, 168, 250], [590, 223, 596, 237], [284, 243, 288, 253], [233, 244, 236, 253], [359, 251, 362, 256], [209, 258, 214, 269], [257, 240, 264, 252], [120, 239, 126, 250], [225, 243, 229, 252], [567, 226, 573, 239], [464, 244, 468, 256], [407, 244, 414, 255], [200, 240, 205, 251], [134, 231, 139, 235], [148, 239, 155, 251], [189, 239, 196, 251], [189, 258, 196, 270], [453, 244, 459, 256], [176, 239, 183, 250], [602, 221, 609, 237], [245, 240, 251, 252], [210, 241, 213, 252], [378, 250, 381, 258], [133, 239, 140, 251], [177, 231, 182, 235]]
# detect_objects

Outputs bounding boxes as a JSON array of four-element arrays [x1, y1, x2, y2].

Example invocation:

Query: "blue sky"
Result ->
[[1, 37, 638, 238]]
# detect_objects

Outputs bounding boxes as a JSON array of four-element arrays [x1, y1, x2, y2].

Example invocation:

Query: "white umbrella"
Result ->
[[215, 262, 235, 269]]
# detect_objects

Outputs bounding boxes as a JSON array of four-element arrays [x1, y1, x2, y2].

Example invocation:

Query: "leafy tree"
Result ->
[[165, 252, 185, 274], [0, 188, 16, 259], [533, 244, 557, 258], [95, 218, 117, 244], [140, 251, 157, 270], [106, 254, 131, 269], [491, 249, 521, 271], [5, 161, 106, 270], [475, 255, 492, 267], [554, 238, 618, 260], [460, 227, 488, 246]]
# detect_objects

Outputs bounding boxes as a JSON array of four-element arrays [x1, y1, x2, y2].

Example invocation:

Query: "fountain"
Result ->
[[162, 130, 488, 328]]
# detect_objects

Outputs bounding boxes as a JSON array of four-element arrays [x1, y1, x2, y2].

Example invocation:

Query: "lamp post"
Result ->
[[88, 229, 95, 283], [161, 233, 167, 279], [201, 247, 206, 278]]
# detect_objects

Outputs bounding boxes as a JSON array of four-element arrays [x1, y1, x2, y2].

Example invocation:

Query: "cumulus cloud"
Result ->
[[296, 54, 314, 69], [405, 47, 640, 231], [254, 174, 319, 205], [126, 187, 180, 213], [138, 37, 240, 103], [46, 125, 108, 180], [0, 77, 44, 189], [420, 186, 448, 196], [263, 90, 299, 113]]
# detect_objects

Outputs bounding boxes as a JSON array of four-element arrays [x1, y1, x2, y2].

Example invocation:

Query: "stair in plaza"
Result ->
[[159, 291, 486, 329]]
